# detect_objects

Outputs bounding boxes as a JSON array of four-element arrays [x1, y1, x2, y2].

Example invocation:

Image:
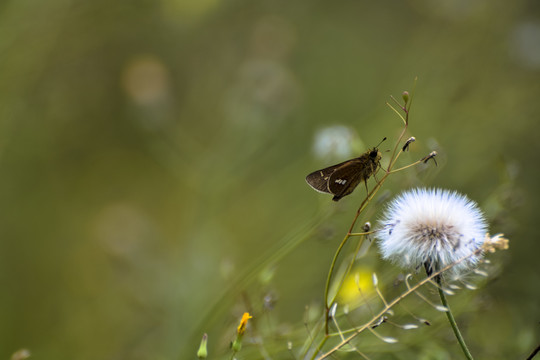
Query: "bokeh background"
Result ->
[[1, 0, 539, 359]]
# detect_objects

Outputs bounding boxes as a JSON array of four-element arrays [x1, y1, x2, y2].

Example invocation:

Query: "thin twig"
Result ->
[[526, 344, 540, 360]]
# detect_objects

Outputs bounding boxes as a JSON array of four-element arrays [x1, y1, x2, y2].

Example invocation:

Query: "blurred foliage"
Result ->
[[0, 0, 539, 359]]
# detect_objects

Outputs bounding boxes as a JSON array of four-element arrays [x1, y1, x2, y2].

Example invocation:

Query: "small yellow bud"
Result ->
[[231, 312, 252, 354], [237, 312, 252, 335]]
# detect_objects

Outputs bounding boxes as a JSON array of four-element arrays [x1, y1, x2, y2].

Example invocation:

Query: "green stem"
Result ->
[[436, 276, 475, 360], [310, 335, 329, 360], [323, 233, 350, 335]]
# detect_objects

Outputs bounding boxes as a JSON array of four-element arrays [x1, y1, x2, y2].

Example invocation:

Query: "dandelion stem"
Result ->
[[435, 275, 475, 360]]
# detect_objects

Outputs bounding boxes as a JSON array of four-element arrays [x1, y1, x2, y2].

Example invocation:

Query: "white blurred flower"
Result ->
[[312, 125, 364, 160], [377, 188, 488, 276], [510, 21, 540, 70]]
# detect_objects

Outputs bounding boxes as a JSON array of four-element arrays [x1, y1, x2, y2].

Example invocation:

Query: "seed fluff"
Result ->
[[377, 188, 488, 276]]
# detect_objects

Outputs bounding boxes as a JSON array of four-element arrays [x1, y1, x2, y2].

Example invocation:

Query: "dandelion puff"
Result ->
[[377, 188, 488, 276]]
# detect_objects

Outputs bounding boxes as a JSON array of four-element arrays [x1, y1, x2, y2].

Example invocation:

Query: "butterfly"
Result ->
[[305, 139, 385, 201]]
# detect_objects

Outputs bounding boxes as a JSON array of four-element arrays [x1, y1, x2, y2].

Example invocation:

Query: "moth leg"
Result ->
[[373, 162, 382, 183]]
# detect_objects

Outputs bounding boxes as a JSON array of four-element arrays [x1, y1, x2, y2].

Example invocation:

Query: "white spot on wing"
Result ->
[[335, 179, 347, 185]]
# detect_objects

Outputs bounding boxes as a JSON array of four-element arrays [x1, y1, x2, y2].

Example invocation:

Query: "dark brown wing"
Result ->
[[305, 159, 353, 194], [328, 160, 365, 201]]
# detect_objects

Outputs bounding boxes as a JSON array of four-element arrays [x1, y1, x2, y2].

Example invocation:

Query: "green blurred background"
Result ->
[[1, 0, 539, 359]]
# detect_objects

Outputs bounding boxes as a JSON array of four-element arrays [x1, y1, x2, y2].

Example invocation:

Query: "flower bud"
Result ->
[[197, 333, 208, 359], [402, 91, 409, 104]]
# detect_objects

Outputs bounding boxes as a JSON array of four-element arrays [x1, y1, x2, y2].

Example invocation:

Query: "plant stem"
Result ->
[[435, 275, 475, 360], [310, 335, 329, 360]]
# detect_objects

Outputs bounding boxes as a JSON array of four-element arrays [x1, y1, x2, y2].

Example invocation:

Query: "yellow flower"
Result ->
[[237, 312, 252, 335], [338, 267, 374, 306]]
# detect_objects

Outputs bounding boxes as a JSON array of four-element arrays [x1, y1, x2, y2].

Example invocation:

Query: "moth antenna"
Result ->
[[375, 137, 387, 148]]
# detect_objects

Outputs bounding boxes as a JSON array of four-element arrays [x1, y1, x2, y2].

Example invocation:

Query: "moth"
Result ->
[[305, 139, 385, 201]]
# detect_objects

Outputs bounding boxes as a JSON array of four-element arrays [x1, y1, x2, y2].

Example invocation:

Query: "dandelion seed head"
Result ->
[[377, 188, 488, 275]]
